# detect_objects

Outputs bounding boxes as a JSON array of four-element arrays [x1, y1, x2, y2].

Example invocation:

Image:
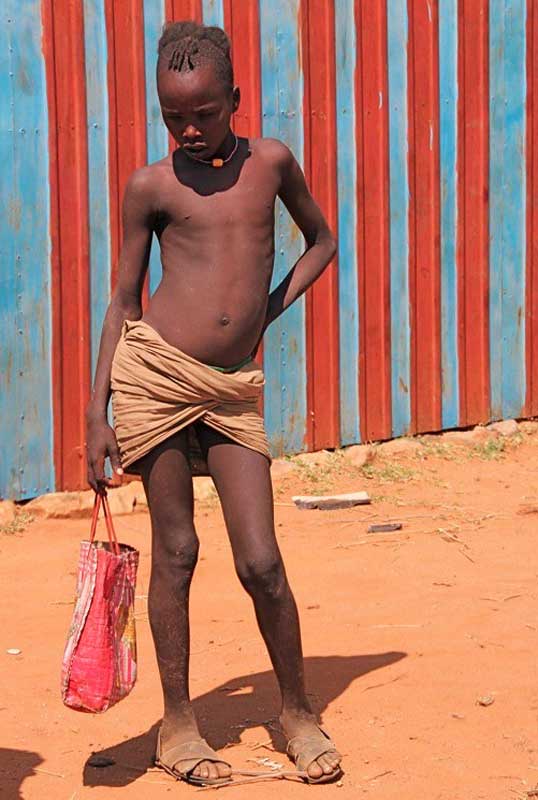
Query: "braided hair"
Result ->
[[158, 21, 234, 92]]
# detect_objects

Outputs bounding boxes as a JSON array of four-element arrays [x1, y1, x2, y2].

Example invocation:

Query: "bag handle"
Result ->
[[90, 493, 120, 556]]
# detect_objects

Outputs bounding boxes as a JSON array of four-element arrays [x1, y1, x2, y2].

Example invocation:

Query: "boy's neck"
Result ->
[[212, 129, 236, 160]]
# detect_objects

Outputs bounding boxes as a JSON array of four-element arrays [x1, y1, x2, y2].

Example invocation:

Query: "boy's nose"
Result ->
[[183, 123, 202, 141]]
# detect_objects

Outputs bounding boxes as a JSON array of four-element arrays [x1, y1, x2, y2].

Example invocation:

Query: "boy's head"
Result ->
[[157, 21, 239, 160]]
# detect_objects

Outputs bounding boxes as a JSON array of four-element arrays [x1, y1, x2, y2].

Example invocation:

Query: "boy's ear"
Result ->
[[232, 86, 240, 112]]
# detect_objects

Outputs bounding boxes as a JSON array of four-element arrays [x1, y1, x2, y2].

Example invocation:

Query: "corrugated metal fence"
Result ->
[[1, 0, 536, 500]]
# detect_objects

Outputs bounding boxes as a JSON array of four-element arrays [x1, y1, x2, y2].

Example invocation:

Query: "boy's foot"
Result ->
[[159, 719, 232, 783], [279, 710, 342, 782]]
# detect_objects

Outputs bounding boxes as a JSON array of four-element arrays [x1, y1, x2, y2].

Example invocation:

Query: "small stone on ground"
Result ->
[[378, 438, 423, 456], [294, 450, 334, 467], [343, 445, 376, 468], [0, 500, 16, 527], [487, 419, 519, 437], [271, 459, 296, 478], [293, 491, 370, 510]]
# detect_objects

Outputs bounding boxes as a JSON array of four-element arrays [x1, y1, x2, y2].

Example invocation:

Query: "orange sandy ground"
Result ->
[[1, 434, 537, 800]]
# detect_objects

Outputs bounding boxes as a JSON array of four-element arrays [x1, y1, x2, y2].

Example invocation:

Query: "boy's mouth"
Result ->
[[182, 143, 208, 153]]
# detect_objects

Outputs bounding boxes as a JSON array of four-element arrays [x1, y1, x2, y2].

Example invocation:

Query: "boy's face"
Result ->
[[158, 63, 239, 159]]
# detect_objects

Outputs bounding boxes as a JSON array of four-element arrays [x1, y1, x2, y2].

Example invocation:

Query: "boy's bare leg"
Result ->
[[195, 422, 342, 781], [138, 432, 231, 782]]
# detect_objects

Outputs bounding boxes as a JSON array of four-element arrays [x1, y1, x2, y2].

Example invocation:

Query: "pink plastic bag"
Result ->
[[61, 492, 139, 713]]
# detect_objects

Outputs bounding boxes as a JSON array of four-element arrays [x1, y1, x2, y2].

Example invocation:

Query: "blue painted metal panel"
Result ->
[[0, 6, 16, 498], [202, 0, 225, 30], [438, 0, 459, 428], [0, 2, 54, 499], [143, 0, 168, 295], [259, 0, 307, 455], [83, 0, 112, 377], [335, 0, 360, 444], [489, 0, 527, 419], [387, 0, 411, 437]]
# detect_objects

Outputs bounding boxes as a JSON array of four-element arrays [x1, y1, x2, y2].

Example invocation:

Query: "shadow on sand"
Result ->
[[83, 650, 406, 787], [0, 748, 44, 800]]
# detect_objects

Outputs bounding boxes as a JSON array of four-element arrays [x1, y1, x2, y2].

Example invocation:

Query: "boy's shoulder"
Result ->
[[130, 155, 171, 184], [124, 156, 172, 200], [249, 137, 295, 169]]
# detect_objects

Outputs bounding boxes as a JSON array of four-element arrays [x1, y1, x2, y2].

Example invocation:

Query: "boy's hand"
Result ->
[[86, 416, 124, 494]]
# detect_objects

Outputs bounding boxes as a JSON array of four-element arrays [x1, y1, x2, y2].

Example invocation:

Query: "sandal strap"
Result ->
[[157, 732, 230, 776], [286, 726, 337, 773]]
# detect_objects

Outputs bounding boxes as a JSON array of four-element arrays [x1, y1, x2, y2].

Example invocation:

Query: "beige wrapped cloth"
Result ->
[[111, 319, 271, 475]]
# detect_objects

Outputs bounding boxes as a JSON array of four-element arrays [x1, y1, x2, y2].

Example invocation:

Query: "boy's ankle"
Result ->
[[161, 704, 199, 734], [279, 704, 316, 724]]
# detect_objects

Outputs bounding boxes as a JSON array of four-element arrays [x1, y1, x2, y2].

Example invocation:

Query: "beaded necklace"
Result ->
[[181, 133, 239, 168]]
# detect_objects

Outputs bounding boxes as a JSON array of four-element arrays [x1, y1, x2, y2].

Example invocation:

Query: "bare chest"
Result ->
[[156, 155, 279, 236]]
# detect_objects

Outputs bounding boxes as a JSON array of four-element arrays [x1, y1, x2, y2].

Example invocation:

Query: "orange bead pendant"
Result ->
[[212, 158, 224, 168]]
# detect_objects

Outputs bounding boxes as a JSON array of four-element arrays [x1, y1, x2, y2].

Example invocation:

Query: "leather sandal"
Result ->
[[155, 730, 233, 786], [286, 725, 343, 784]]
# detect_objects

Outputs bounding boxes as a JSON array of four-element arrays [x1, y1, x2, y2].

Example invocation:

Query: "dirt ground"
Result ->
[[1, 430, 537, 800]]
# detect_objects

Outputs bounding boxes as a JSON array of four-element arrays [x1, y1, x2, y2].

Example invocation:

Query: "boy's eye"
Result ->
[[199, 110, 216, 118]]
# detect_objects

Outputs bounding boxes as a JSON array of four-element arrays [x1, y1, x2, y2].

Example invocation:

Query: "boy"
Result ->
[[86, 21, 341, 787]]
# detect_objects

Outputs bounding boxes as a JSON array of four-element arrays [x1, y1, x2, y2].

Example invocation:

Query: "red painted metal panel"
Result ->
[[407, 0, 442, 433], [168, 0, 202, 21], [224, 0, 265, 403], [106, 0, 147, 300], [41, 0, 62, 489], [301, 0, 340, 450], [457, 0, 490, 426], [356, 0, 391, 441], [42, 0, 91, 490], [105, 0, 120, 280], [526, 2, 538, 416], [224, 0, 261, 140]]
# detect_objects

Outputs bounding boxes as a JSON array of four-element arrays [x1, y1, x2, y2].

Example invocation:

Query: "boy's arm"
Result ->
[[262, 142, 337, 332], [86, 168, 155, 492]]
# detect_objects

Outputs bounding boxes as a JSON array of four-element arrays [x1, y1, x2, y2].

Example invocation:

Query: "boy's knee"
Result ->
[[154, 529, 200, 578], [236, 553, 287, 599]]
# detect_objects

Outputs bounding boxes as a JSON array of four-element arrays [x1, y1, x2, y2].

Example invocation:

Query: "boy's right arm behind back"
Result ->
[[85, 168, 156, 492]]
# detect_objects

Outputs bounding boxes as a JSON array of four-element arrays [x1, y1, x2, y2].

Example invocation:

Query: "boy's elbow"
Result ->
[[307, 229, 337, 260], [326, 234, 337, 260], [110, 290, 142, 319]]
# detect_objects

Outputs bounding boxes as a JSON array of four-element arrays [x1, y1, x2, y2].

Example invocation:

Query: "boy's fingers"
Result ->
[[109, 442, 124, 477], [87, 467, 97, 493], [94, 471, 108, 496], [92, 456, 106, 486]]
